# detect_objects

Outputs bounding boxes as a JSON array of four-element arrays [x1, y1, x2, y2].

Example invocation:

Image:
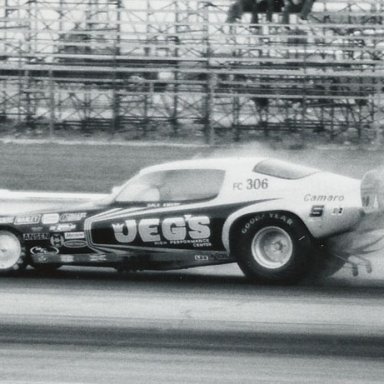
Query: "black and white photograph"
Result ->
[[0, 0, 383, 382]]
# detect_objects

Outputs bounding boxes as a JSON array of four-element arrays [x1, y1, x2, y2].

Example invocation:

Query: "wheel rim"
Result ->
[[0, 231, 22, 270], [251, 226, 293, 270]]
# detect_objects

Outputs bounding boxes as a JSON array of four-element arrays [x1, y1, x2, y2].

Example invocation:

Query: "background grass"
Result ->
[[0, 143, 207, 192], [1, 142, 384, 192]]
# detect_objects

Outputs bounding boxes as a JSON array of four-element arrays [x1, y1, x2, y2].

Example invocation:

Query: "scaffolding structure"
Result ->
[[0, 0, 383, 143]]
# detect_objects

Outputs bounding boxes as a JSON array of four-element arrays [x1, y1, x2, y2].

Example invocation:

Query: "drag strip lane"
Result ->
[[1, 267, 384, 344], [1, 316, 384, 359], [1, 342, 383, 384], [1, 268, 384, 383]]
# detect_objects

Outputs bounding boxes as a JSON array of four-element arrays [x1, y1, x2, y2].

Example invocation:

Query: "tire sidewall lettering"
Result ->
[[241, 214, 265, 234], [240, 212, 294, 235]]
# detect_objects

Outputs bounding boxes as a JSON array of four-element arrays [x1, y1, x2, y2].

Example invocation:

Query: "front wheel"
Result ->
[[0, 230, 27, 274], [232, 212, 313, 284]]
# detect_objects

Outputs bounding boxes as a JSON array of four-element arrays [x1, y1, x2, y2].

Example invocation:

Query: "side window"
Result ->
[[161, 170, 224, 201], [115, 172, 164, 203], [115, 169, 225, 203]]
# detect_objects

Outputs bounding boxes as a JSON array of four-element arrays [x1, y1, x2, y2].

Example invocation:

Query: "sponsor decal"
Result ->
[[15, 215, 41, 225], [49, 223, 76, 232], [310, 205, 324, 217], [332, 207, 344, 215], [37, 255, 49, 263], [195, 255, 209, 261], [41, 213, 60, 225], [50, 234, 65, 247], [64, 231, 85, 240], [30, 246, 59, 256], [89, 254, 107, 262], [167, 238, 211, 247], [60, 255, 74, 263], [64, 240, 87, 248], [0, 216, 14, 224], [31, 226, 44, 232], [112, 215, 211, 244], [304, 194, 344, 202], [23, 233, 50, 241], [60, 212, 87, 222]]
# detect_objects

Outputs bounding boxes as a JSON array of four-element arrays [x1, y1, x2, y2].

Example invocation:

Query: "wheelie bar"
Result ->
[[343, 255, 373, 277]]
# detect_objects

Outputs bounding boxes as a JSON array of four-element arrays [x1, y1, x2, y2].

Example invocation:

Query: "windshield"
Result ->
[[114, 169, 225, 203], [253, 159, 318, 180]]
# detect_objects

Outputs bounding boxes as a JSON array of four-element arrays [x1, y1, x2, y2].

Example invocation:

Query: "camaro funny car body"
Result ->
[[0, 157, 365, 283]]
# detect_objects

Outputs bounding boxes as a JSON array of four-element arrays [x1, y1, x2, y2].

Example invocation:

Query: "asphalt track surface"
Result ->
[[1, 264, 384, 384]]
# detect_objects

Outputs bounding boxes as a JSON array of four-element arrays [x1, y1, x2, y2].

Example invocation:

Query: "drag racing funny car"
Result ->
[[0, 157, 374, 284]]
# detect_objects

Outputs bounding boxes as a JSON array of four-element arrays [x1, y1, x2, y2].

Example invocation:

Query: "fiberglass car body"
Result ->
[[0, 157, 364, 284]]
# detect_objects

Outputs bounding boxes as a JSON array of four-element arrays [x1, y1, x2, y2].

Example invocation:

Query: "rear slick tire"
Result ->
[[232, 212, 312, 284], [0, 230, 27, 274]]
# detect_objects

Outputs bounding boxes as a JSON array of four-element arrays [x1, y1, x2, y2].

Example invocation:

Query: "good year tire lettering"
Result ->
[[112, 216, 211, 243], [240, 213, 293, 234], [241, 214, 265, 234]]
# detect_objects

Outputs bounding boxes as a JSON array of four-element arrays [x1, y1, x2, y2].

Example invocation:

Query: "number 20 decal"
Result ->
[[246, 178, 269, 190]]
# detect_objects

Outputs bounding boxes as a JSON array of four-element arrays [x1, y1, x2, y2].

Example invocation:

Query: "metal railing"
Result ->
[[0, 0, 383, 144]]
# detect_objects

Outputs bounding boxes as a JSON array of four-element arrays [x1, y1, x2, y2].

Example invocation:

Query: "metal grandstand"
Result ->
[[0, 0, 383, 144]]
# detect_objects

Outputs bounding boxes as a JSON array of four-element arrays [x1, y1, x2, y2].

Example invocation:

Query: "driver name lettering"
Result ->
[[112, 216, 211, 244]]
